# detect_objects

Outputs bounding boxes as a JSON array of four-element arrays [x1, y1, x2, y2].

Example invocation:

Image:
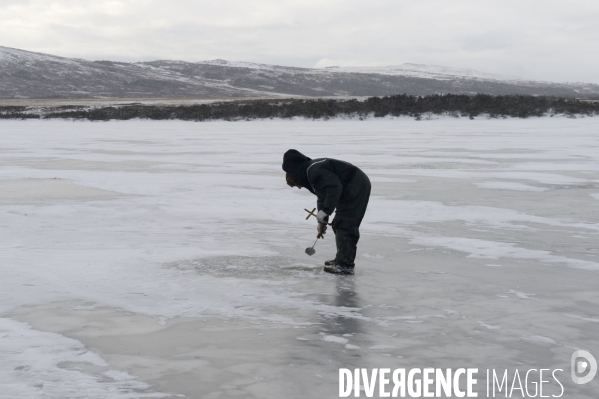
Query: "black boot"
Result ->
[[324, 259, 337, 266], [323, 264, 354, 275]]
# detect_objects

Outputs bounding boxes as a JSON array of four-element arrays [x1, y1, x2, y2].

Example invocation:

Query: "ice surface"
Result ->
[[1, 117, 598, 398]]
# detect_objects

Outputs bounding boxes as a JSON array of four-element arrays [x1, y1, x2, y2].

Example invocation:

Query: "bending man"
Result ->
[[282, 149, 371, 275]]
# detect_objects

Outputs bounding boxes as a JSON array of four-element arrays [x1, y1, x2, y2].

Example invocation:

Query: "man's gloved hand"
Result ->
[[317, 222, 327, 239], [316, 210, 329, 224]]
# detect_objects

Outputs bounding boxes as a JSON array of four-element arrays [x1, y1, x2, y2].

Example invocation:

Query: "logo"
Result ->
[[571, 350, 597, 385], [337, 352, 596, 398]]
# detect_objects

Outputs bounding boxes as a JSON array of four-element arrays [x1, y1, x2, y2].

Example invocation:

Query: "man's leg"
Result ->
[[333, 220, 360, 268], [331, 171, 371, 269]]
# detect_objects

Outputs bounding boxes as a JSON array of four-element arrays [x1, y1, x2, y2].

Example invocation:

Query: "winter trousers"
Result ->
[[331, 169, 371, 269]]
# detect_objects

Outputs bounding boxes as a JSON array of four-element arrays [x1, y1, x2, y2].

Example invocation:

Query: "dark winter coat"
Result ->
[[282, 149, 361, 215]]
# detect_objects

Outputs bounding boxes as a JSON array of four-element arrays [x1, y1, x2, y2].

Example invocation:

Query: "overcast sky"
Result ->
[[2, 0, 599, 83]]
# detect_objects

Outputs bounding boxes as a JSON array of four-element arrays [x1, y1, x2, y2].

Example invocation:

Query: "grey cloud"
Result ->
[[0, 0, 598, 83], [460, 32, 517, 52]]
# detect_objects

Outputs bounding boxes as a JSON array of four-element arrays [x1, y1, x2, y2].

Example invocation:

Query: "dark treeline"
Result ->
[[2, 94, 599, 121]]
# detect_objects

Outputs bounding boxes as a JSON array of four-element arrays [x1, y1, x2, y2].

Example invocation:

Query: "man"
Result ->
[[282, 149, 371, 275]]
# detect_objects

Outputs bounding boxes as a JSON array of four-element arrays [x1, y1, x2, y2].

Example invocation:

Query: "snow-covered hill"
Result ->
[[324, 63, 524, 82], [1, 46, 598, 99]]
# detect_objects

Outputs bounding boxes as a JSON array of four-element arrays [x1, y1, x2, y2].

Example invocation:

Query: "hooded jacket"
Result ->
[[282, 149, 359, 215], [282, 149, 313, 193]]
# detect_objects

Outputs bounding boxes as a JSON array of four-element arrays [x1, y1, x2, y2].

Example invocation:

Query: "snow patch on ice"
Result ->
[[383, 314, 447, 322], [506, 290, 536, 300], [0, 317, 170, 398], [410, 236, 599, 271], [323, 335, 349, 344], [369, 345, 397, 350], [362, 253, 383, 259], [564, 314, 599, 323], [367, 198, 599, 234], [474, 181, 548, 192], [369, 176, 417, 183], [523, 335, 557, 345], [369, 169, 589, 185], [477, 321, 501, 330]]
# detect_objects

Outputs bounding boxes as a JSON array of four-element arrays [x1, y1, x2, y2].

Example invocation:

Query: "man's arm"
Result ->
[[311, 169, 343, 216]]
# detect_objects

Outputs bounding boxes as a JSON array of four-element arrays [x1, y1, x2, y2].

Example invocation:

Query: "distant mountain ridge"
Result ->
[[1, 46, 598, 99]]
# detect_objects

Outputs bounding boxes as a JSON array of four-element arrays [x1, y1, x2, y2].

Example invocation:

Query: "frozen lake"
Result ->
[[1, 117, 598, 398]]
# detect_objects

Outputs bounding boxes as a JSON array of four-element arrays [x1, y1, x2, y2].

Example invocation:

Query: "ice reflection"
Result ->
[[321, 277, 363, 336]]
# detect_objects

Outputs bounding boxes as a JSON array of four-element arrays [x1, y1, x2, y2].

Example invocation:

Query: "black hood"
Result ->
[[282, 149, 313, 192]]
